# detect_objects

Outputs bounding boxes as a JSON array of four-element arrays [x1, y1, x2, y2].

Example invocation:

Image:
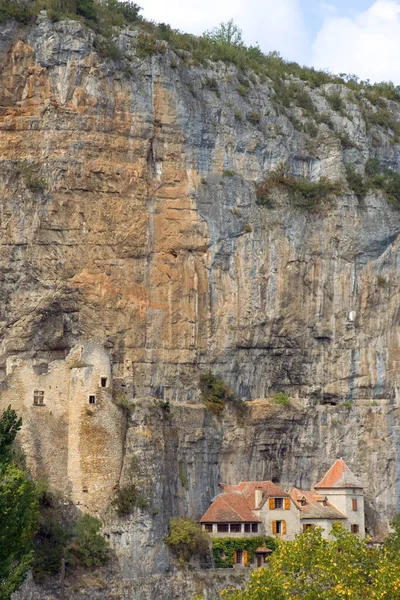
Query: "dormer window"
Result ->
[[300, 496, 307, 506], [33, 390, 44, 406], [323, 496, 328, 506]]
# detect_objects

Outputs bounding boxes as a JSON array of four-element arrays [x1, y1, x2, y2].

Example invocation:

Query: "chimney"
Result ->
[[255, 486, 263, 508]]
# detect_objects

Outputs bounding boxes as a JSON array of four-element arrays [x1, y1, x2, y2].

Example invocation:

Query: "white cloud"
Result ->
[[312, 0, 400, 83], [140, 0, 309, 63]]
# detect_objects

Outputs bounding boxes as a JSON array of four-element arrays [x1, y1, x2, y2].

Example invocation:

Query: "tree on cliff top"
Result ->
[[0, 406, 39, 600], [204, 19, 244, 47]]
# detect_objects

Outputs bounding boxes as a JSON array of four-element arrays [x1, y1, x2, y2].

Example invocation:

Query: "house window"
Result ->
[[244, 524, 251, 533], [217, 523, 229, 533], [251, 523, 259, 533], [352, 498, 358, 511], [235, 550, 243, 564], [204, 523, 213, 532], [89, 395, 96, 404], [33, 390, 44, 406], [101, 377, 107, 388], [275, 498, 283, 509], [303, 523, 314, 532], [272, 520, 286, 535], [230, 524, 241, 532], [351, 524, 359, 534]]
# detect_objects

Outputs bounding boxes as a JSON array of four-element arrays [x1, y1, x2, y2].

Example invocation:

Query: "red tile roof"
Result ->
[[200, 481, 288, 523], [314, 459, 363, 489], [290, 487, 346, 520]]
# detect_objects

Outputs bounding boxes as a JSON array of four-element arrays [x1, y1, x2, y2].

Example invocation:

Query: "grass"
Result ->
[[270, 392, 291, 406]]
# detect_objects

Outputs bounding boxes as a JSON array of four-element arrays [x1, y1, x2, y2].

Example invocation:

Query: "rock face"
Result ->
[[2, 14, 400, 597]]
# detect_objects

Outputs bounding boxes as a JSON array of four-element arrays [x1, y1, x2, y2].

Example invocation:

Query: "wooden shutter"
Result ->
[[243, 550, 248, 565], [233, 551, 237, 565], [283, 520, 287, 534], [272, 521, 277, 534], [284, 497, 290, 510], [352, 498, 358, 511], [269, 497, 275, 510]]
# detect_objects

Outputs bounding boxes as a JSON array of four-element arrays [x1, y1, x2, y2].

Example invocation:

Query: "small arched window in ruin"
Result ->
[[101, 377, 107, 388], [33, 390, 44, 406], [89, 395, 96, 404]]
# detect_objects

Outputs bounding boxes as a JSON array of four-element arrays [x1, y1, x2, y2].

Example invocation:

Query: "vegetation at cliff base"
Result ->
[[165, 517, 210, 566], [32, 488, 110, 581], [0, 406, 39, 600], [221, 522, 400, 600]]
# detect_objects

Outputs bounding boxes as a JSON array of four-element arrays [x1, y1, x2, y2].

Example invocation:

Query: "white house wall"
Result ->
[[259, 499, 300, 540]]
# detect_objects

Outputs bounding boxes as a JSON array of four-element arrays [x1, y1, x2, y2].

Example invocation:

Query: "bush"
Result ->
[[256, 164, 342, 210], [0, 0, 35, 23], [165, 517, 210, 565], [346, 163, 367, 196], [112, 484, 147, 516], [66, 515, 110, 568], [199, 373, 235, 414], [270, 392, 290, 406], [326, 91, 345, 113], [247, 111, 261, 124], [203, 76, 219, 93]]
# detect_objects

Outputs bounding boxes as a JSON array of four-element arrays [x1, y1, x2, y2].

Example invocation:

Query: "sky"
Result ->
[[140, 0, 400, 84]]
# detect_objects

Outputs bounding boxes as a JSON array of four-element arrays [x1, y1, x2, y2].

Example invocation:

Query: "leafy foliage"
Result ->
[[221, 524, 400, 600], [256, 164, 342, 210], [0, 407, 39, 600], [203, 19, 243, 47], [112, 483, 147, 516], [212, 537, 277, 568], [32, 487, 110, 581], [66, 514, 110, 567], [345, 160, 400, 207], [199, 372, 235, 414], [165, 517, 210, 566], [0, 406, 22, 465]]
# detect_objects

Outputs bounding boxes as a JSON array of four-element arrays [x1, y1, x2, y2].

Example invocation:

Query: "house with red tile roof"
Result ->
[[200, 459, 365, 566]]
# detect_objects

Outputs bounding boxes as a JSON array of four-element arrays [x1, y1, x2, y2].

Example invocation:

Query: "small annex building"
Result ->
[[200, 459, 365, 567]]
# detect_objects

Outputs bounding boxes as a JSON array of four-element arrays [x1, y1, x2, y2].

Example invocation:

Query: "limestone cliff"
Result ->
[[2, 13, 400, 598]]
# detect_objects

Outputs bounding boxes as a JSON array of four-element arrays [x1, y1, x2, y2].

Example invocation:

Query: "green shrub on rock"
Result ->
[[165, 517, 210, 566], [199, 373, 235, 414]]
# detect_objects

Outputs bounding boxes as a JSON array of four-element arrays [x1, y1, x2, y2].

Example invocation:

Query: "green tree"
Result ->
[[0, 406, 22, 465], [203, 19, 243, 47], [66, 514, 110, 568], [0, 407, 39, 600], [221, 524, 394, 600], [165, 517, 210, 566]]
